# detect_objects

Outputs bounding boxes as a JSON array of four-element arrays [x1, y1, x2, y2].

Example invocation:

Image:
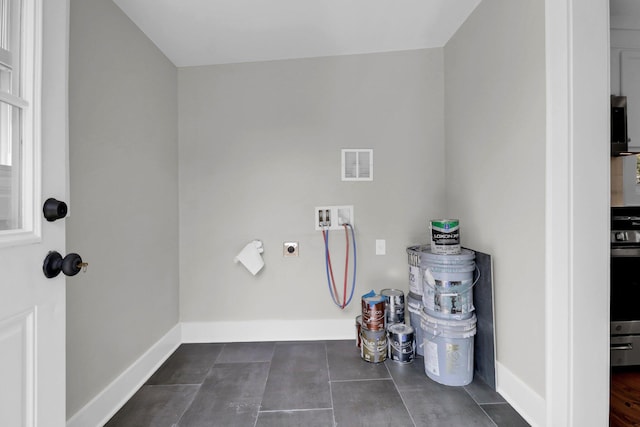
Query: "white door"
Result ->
[[0, 0, 69, 426]]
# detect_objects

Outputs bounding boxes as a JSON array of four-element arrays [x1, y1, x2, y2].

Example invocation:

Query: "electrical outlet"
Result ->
[[314, 205, 354, 230], [283, 242, 299, 257]]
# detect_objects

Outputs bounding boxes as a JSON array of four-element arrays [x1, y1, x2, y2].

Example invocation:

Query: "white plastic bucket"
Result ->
[[407, 245, 430, 295], [421, 313, 477, 386], [422, 247, 475, 267], [406, 292, 424, 356], [422, 263, 477, 319]]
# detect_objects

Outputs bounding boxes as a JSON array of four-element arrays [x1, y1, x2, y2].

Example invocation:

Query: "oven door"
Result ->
[[611, 335, 640, 366], [611, 247, 640, 334], [611, 248, 640, 366]]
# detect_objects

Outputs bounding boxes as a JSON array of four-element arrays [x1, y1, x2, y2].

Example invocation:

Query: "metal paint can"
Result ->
[[361, 290, 386, 331], [430, 219, 461, 255], [360, 328, 387, 363], [355, 315, 363, 348], [380, 288, 405, 326], [387, 323, 415, 364]]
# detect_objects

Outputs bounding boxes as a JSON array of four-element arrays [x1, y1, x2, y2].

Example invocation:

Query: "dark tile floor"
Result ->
[[104, 341, 530, 427]]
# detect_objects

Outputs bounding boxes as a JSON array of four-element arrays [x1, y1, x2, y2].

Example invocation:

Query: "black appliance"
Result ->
[[612, 95, 629, 156], [611, 206, 640, 366]]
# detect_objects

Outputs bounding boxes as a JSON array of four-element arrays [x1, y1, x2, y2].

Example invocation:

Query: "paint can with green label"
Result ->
[[430, 219, 461, 255]]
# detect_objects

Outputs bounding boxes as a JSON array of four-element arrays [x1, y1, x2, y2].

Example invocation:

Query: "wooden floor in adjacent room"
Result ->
[[611, 368, 640, 427]]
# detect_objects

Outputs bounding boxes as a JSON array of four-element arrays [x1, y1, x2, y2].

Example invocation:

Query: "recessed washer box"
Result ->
[[314, 205, 354, 231]]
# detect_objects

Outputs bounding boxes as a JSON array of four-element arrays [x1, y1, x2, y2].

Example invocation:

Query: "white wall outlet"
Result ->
[[314, 205, 354, 230], [375, 239, 386, 255], [283, 242, 299, 257]]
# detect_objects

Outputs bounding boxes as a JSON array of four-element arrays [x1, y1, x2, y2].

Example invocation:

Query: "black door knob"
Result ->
[[43, 198, 68, 222], [43, 251, 87, 278]]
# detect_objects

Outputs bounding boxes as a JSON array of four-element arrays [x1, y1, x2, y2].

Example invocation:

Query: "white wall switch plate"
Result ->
[[376, 239, 386, 255]]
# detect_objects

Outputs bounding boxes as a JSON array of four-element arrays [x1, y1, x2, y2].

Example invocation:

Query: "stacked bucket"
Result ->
[[357, 289, 415, 364], [408, 220, 478, 386], [406, 245, 429, 357]]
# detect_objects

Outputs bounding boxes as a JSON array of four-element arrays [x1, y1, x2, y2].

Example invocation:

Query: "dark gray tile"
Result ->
[[385, 355, 438, 390], [177, 362, 270, 427], [331, 380, 414, 427], [260, 342, 331, 410], [216, 341, 275, 363], [399, 385, 496, 427], [464, 375, 506, 404], [104, 385, 198, 427], [481, 403, 531, 427], [255, 409, 335, 427], [387, 356, 495, 426], [327, 340, 390, 381], [146, 343, 224, 385]]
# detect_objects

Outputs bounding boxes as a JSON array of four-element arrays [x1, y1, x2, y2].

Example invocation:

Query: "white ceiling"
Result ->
[[112, 0, 481, 67]]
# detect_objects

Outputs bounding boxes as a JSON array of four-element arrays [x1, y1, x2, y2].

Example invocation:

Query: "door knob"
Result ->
[[43, 251, 88, 278], [43, 198, 68, 222]]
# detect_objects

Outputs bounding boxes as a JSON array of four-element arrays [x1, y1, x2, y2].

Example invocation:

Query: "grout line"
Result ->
[[258, 407, 333, 414], [145, 383, 203, 387], [329, 377, 393, 383], [253, 359, 272, 427], [173, 383, 202, 427], [385, 361, 418, 427], [477, 403, 499, 427], [325, 341, 338, 427], [214, 342, 225, 364]]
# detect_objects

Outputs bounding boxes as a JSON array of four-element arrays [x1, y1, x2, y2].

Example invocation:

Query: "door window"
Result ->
[[0, 0, 41, 242]]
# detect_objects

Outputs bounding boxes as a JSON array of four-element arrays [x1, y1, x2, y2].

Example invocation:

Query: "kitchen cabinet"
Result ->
[[621, 50, 640, 150]]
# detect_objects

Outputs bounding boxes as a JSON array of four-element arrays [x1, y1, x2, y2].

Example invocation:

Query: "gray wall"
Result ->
[[178, 49, 446, 325], [444, 0, 546, 397], [67, 0, 179, 417]]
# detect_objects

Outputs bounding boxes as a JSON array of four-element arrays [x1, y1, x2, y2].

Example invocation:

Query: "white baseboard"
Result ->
[[181, 318, 355, 343], [66, 324, 181, 427], [496, 361, 546, 427]]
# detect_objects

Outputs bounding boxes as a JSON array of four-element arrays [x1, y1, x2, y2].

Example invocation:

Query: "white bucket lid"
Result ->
[[420, 248, 475, 266], [421, 311, 477, 335], [426, 263, 476, 274], [407, 299, 423, 314], [407, 244, 431, 267], [407, 244, 430, 255]]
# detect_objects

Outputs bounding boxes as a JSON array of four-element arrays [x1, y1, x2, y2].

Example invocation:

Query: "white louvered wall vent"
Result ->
[[341, 149, 373, 181]]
